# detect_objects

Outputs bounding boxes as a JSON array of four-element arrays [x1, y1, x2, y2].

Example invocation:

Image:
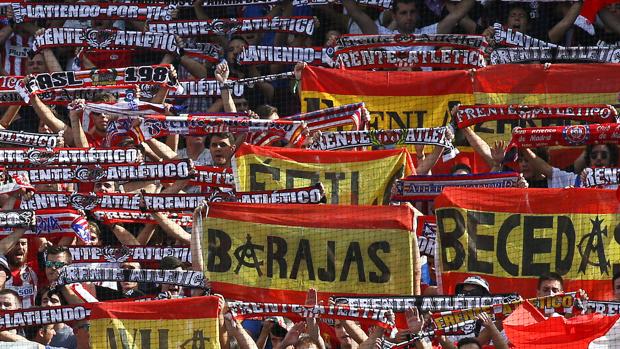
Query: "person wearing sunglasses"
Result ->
[[44, 246, 98, 305]]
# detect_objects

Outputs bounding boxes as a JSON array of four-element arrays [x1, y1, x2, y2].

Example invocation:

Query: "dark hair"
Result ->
[[295, 336, 322, 349], [229, 35, 249, 47], [0, 288, 21, 307], [45, 246, 72, 263], [450, 163, 472, 175], [392, 0, 420, 12], [518, 147, 549, 163], [585, 144, 618, 167], [457, 337, 481, 349], [256, 105, 278, 120], [537, 272, 564, 290], [35, 286, 66, 307], [208, 133, 235, 147], [613, 271, 620, 288], [93, 92, 116, 103], [506, 3, 530, 19]]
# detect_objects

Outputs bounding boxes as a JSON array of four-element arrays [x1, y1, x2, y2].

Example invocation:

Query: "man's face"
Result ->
[[233, 98, 250, 112], [334, 322, 356, 349], [537, 279, 562, 297], [614, 278, 620, 301], [7, 238, 28, 267], [507, 7, 528, 32], [26, 54, 46, 75], [41, 291, 62, 307], [186, 136, 206, 148], [460, 284, 486, 296], [393, 2, 418, 34], [161, 266, 183, 296], [40, 324, 56, 345], [518, 156, 536, 180], [0, 269, 8, 289], [0, 293, 19, 310], [95, 181, 115, 194], [209, 136, 235, 167], [227, 39, 247, 62], [120, 262, 140, 291], [91, 112, 109, 134], [45, 253, 70, 283], [589, 145, 611, 167]]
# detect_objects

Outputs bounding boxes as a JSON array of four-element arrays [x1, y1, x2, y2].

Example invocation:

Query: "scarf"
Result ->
[[0, 305, 90, 331], [490, 47, 620, 64], [191, 166, 235, 188], [92, 210, 193, 227], [508, 124, 620, 149], [284, 103, 370, 132], [171, 79, 245, 98], [209, 183, 326, 204], [183, 41, 222, 62], [66, 245, 191, 264], [336, 49, 486, 70], [587, 300, 620, 315], [18, 65, 181, 103], [493, 23, 558, 48], [0, 130, 60, 148], [56, 266, 207, 289], [309, 127, 455, 151], [0, 210, 35, 229], [69, 192, 209, 212], [581, 168, 620, 188], [0, 148, 139, 165], [8, 160, 192, 184], [238, 46, 335, 66], [228, 301, 394, 329], [0, 209, 88, 239], [31, 28, 181, 56], [148, 16, 315, 36], [335, 34, 488, 52], [222, 71, 295, 89], [0, 172, 34, 196], [0, 86, 133, 106], [12, 2, 175, 23], [455, 104, 618, 129], [292, 0, 391, 9], [392, 172, 520, 202]]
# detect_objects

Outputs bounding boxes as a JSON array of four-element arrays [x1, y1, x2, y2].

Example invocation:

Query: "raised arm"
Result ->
[[67, 99, 89, 148], [343, 0, 378, 34], [522, 147, 553, 179], [215, 61, 236, 113], [548, 2, 582, 43], [437, 0, 475, 34]]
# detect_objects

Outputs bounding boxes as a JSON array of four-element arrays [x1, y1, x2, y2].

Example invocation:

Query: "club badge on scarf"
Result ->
[[12, 2, 175, 23], [0, 148, 139, 165], [148, 17, 315, 36], [455, 104, 619, 128], [508, 124, 620, 149], [66, 245, 191, 264], [392, 172, 520, 201], [335, 34, 488, 52]]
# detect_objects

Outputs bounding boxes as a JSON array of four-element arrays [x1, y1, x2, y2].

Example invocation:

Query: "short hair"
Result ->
[[35, 286, 66, 307], [24, 324, 54, 341], [392, 0, 420, 12], [45, 246, 72, 263], [229, 35, 249, 47], [450, 163, 472, 175], [256, 104, 278, 119], [0, 288, 21, 306], [93, 92, 116, 103], [585, 144, 618, 167], [537, 272, 564, 290], [518, 147, 549, 163], [208, 133, 235, 146], [295, 336, 321, 349], [88, 221, 101, 240], [457, 337, 481, 349]]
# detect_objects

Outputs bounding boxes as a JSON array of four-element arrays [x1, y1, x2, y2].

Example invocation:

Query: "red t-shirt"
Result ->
[[82, 49, 134, 69]]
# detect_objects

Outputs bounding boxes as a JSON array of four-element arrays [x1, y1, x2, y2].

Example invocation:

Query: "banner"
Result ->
[[233, 143, 413, 205], [417, 215, 437, 258], [582, 168, 620, 188], [0, 148, 139, 165], [67, 245, 191, 264], [192, 166, 235, 188], [56, 266, 207, 289], [0, 87, 133, 106], [222, 71, 295, 89], [455, 104, 619, 129], [171, 79, 244, 98], [308, 128, 455, 152], [336, 49, 486, 70], [210, 183, 326, 204], [239, 46, 335, 66], [331, 294, 520, 312], [493, 23, 558, 48], [0, 305, 91, 331], [508, 124, 620, 148], [283, 102, 369, 132], [0, 209, 88, 239], [200, 202, 418, 303], [148, 17, 315, 36], [587, 300, 620, 315], [8, 160, 192, 184], [31, 28, 182, 56], [11, 2, 175, 22], [0, 130, 60, 148], [0, 210, 35, 229], [89, 297, 220, 349], [92, 210, 193, 227], [335, 34, 488, 52], [490, 47, 620, 64], [292, 0, 391, 8], [435, 187, 620, 299], [392, 172, 520, 201]]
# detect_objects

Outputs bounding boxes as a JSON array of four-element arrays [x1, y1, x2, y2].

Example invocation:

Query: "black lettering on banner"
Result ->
[[207, 229, 232, 272], [467, 211, 494, 274], [249, 162, 280, 191], [107, 328, 170, 349], [267, 236, 288, 278], [368, 241, 390, 283], [497, 214, 520, 276], [290, 239, 315, 280], [522, 216, 553, 276], [436, 209, 465, 271], [318, 241, 336, 282], [556, 216, 575, 275]]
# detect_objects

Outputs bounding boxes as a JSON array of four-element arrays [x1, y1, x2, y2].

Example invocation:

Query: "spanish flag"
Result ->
[[89, 297, 221, 349], [233, 143, 413, 205], [435, 187, 620, 300], [201, 202, 420, 304]]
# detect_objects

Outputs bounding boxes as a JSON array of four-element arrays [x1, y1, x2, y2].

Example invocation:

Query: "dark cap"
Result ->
[[160, 256, 183, 270], [0, 255, 11, 280]]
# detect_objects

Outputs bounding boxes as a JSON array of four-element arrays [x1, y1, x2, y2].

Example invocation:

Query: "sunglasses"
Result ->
[[590, 151, 609, 160], [45, 261, 68, 269]]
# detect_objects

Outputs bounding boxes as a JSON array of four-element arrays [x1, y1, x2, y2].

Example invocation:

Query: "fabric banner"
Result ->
[[228, 301, 394, 329], [56, 266, 207, 289], [490, 46, 620, 64], [200, 202, 418, 304], [192, 166, 235, 188], [92, 210, 193, 227], [239, 46, 335, 66], [292, 0, 391, 8], [283, 102, 369, 132], [171, 79, 245, 98], [417, 215, 437, 258], [508, 124, 620, 148], [210, 183, 326, 204], [222, 71, 295, 89], [331, 294, 520, 312], [89, 297, 220, 349], [0, 210, 35, 229], [0, 87, 133, 106], [8, 160, 192, 184], [148, 17, 315, 36], [336, 49, 486, 70], [492, 23, 558, 48], [31, 28, 182, 56], [392, 172, 520, 201], [0, 130, 60, 148], [335, 34, 488, 52], [67, 245, 191, 264], [12, 2, 175, 23], [308, 128, 455, 152], [581, 168, 620, 188], [0, 209, 88, 239], [0, 147, 139, 165], [233, 143, 414, 205], [587, 300, 620, 315], [455, 104, 619, 129], [183, 41, 222, 62], [435, 187, 620, 300], [0, 304, 91, 331]]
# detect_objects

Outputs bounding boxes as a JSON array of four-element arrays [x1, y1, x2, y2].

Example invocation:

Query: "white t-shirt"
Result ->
[[549, 167, 618, 189]]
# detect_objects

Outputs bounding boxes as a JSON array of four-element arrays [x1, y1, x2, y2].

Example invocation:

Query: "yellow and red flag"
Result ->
[[201, 202, 420, 303], [89, 296, 220, 349], [435, 187, 620, 300]]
